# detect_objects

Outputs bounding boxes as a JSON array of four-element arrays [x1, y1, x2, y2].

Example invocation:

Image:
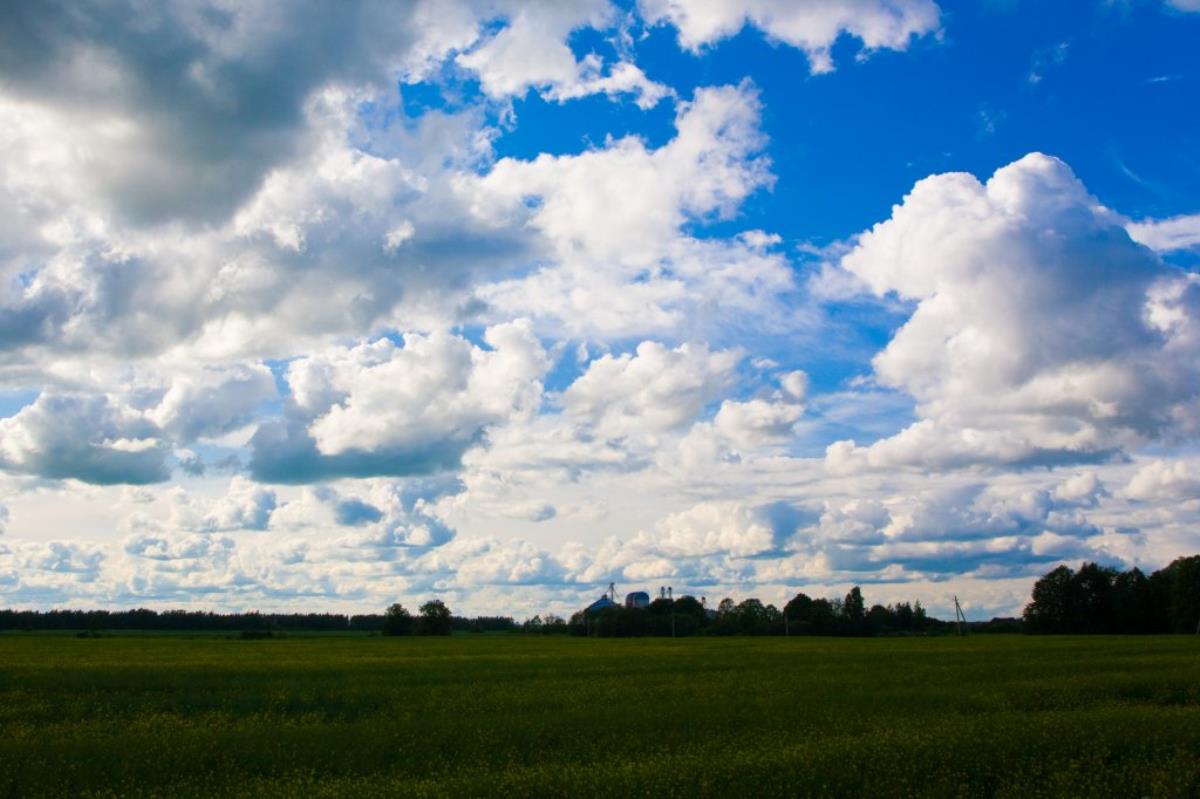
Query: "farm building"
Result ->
[[584, 595, 619, 613], [625, 591, 650, 609], [582, 585, 657, 614]]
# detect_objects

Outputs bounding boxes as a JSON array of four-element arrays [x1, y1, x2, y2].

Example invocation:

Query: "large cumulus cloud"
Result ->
[[0, 394, 172, 485], [827, 153, 1200, 473], [0, 0, 666, 229], [0, 1, 678, 369], [249, 321, 548, 482], [563, 342, 741, 438], [0, 364, 276, 484], [473, 84, 798, 340]]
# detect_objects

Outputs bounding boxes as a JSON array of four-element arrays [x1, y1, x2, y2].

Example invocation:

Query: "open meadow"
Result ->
[[1, 634, 1198, 798]]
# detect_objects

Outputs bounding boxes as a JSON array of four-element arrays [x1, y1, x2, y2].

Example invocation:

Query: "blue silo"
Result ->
[[625, 591, 650, 609], [585, 595, 619, 613]]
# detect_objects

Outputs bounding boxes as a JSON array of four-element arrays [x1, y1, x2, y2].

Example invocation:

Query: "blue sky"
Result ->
[[494, 2, 1200, 234], [0, 0, 1198, 620]]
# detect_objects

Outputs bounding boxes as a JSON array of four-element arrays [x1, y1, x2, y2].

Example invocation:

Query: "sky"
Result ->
[[0, 0, 1199, 621]]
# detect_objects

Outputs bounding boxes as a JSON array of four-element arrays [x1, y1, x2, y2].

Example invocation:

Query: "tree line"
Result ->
[[0, 591, 940, 638], [552, 587, 944, 638], [0, 605, 517, 634], [1023, 555, 1200, 634], [4, 553, 1197, 636], [380, 600, 463, 636]]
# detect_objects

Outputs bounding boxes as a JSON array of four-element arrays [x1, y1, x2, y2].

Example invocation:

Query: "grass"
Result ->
[[0, 634, 1198, 797]]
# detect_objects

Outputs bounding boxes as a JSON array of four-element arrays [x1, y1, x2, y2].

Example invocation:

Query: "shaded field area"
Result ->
[[1, 635, 1198, 798]]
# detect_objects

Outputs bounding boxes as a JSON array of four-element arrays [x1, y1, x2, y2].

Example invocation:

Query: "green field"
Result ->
[[1, 634, 1198, 798]]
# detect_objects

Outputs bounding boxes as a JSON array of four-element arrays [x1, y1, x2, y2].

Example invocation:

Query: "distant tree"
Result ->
[[809, 598, 837, 635], [784, 593, 813, 628], [1023, 559, 1200, 635], [1075, 562, 1118, 633], [1153, 555, 1200, 634], [382, 603, 414, 636], [838, 586, 866, 634], [418, 600, 452, 636], [843, 587, 865, 622], [913, 600, 928, 631], [893, 601, 915, 631], [619, 606, 651, 637], [866, 604, 892, 635], [672, 595, 706, 623], [542, 614, 568, 634], [735, 598, 770, 635], [462, 616, 517, 633], [713, 597, 740, 635], [1023, 565, 1079, 634], [586, 606, 645, 637], [1024, 562, 1162, 635], [1112, 568, 1156, 633], [349, 613, 385, 632], [647, 597, 674, 616], [671, 596, 707, 636]]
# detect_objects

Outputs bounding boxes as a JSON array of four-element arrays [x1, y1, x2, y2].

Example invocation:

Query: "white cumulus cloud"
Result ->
[[250, 322, 548, 483], [827, 153, 1200, 472], [638, 0, 941, 73], [563, 341, 741, 438]]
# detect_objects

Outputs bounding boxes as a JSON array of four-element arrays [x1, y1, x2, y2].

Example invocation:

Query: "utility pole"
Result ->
[[953, 595, 967, 636]]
